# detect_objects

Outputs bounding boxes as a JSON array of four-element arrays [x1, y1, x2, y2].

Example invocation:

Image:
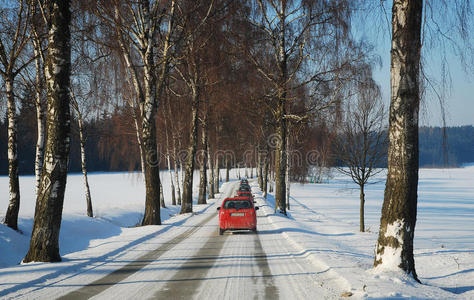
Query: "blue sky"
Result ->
[[373, 41, 474, 127], [357, 1, 473, 127]]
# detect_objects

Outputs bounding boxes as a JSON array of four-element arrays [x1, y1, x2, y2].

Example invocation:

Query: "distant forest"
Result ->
[[1, 112, 472, 175], [418, 126, 474, 167]]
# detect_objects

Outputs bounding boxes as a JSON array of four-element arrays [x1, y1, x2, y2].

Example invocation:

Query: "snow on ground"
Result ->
[[255, 165, 474, 299], [0, 165, 473, 299], [0, 169, 224, 268]]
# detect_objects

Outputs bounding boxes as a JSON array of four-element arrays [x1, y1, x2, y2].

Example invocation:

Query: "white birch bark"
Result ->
[[78, 113, 93, 217], [33, 45, 46, 197], [4, 79, 20, 230], [24, 0, 72, 262]]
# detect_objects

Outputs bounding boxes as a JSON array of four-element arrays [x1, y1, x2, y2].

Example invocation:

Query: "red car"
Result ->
[[217, 196, 259, 235], [237, 190, 254, 201]]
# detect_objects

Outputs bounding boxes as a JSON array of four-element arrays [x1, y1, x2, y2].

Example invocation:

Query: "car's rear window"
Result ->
[[223, 200, 252, 210]]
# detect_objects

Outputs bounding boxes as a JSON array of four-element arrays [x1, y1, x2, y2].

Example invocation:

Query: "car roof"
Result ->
[[224, 196, 252, 201]]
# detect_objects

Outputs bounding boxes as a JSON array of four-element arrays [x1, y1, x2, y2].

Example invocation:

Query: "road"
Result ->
[[22, 181, 342, 299]]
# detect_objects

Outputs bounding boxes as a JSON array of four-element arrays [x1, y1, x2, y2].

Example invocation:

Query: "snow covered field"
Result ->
[[256, 165, 474, 299], [0, 165, 473, 299]]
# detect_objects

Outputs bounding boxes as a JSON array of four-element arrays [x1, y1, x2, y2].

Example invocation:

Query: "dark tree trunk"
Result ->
[[198, 112, 208, 204], [180, 88, 199, 214], [225, 158, 230, 182], [24, 0, 71, 262], [374, 0, 422, 282], [4, 78, 20, 230]]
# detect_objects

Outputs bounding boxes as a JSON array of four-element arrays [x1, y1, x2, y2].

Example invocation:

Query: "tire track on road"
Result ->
[[252, 234, 279, 299], [153, 230, 229, 299], [58, 208, 218, 300]]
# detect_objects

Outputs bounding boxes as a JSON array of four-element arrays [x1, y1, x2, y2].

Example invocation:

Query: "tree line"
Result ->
[[3, 113, 473, 176], [0, 0, 472, 282]]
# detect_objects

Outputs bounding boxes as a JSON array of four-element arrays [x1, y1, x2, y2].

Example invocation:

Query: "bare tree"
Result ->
[[70, 90, 93, 217], [242, 0, 360, 215], [335, 77, 387, 232], [162, 96, 176, 205], [24, 0, 72, 262], [0, 0, 33, 230], [97, 0, 176, 225], [177, 0, 219, 214]]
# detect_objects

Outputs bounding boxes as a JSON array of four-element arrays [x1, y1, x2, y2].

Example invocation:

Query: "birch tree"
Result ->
[[97, 0, 176, 225], [243, 0, 357, 214], [197, 106, 209, 205], [0, 0, 32, 230], [70, 90, 93, 217], [30, 5, 47, 198], [177, 0, 217, 214], [373, 0, 423, 280], [24, 0, 72, 262], [373, 0, 473, 281]]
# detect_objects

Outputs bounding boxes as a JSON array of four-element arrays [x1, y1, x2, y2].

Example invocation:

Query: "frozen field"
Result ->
[[0, 165, 473, 299]]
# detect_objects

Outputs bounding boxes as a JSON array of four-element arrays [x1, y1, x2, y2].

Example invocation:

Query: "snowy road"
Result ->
[[3, 181, 342, 299]]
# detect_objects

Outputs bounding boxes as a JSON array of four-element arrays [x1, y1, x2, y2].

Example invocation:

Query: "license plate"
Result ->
[[231, 212, 245, 216]]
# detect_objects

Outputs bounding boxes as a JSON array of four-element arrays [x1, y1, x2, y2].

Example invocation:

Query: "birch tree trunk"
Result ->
[[167, 154, 176, 205], [163, 100, 176, 205], [173, 143, 182, 205], [274, 1, 288, 215], [33, 46, 46, 198], [78, 112, 93, 217], [160, 180, 166, 208], [132, 106, 146, 176], [24, 0, 71, 262], [4, 78, 20, 230], [140, 60, 161, 225], [360, 184, 365, 232], [274, 103, 287, 214], [263, 149, 269, 198], [285, 125, 290, 210], [258, 148, 263, 190], [207, 137, 215, 199], [214, 155, 220, 194], [180, 87, 200, 214], [198, 113, 208, 204], [374, 0, 422, 282]]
